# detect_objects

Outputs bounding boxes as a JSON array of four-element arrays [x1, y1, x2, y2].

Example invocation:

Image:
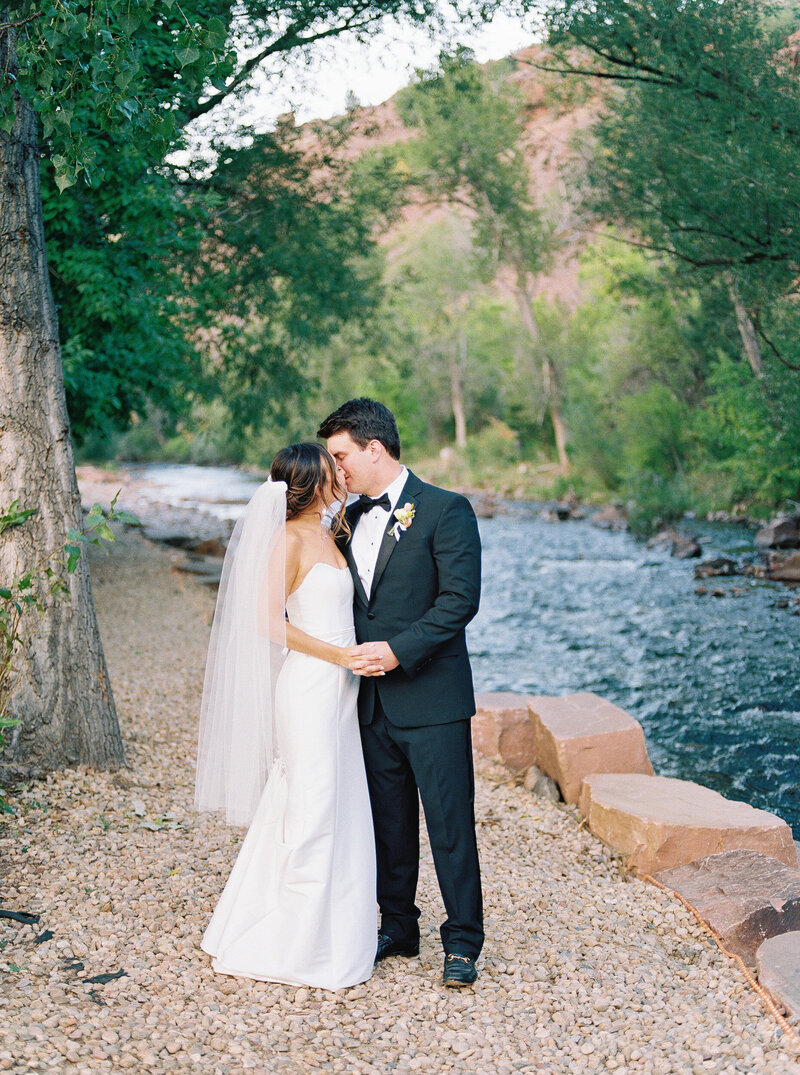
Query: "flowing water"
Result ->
[[130, 464, 800, 835], [470, 506, 800, 837]]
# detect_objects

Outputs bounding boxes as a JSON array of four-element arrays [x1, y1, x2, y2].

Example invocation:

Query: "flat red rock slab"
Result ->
[[473, 693, 537, 773], [528, 692, 653, 803], [656, 850, 800, 967], [756, 930, 800, 1017], [580, 774, 798, 877]]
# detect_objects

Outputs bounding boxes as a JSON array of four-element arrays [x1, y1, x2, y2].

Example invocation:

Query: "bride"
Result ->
[[194, 443, 383, 989]]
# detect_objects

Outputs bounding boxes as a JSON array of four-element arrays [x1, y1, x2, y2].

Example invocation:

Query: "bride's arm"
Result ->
[[282, 532, 384, 675], [285, 622, 382, 673]]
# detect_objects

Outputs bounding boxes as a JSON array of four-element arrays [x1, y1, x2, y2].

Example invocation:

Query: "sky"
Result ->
[[238, 10, 539, 128]]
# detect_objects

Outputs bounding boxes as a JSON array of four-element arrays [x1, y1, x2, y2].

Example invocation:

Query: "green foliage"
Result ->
[[2, 0, 232, 188], [617, 385, 692, 477], [536, 0, 800, 513], [465, 418, 521, 467], [544, 0, 800, 296], [46, 164, 202, 441], [3, 0, 482, 449], [692, 351, 800, 511], [191, 122, 403, 435], [623, 472, 692, 538], [19, 0, 797, 520], [0, 503, 37, 536]]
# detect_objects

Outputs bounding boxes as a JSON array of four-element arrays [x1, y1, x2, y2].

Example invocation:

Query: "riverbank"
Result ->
[[75, 463, 800, 836], [1, 529, 799, 1072]]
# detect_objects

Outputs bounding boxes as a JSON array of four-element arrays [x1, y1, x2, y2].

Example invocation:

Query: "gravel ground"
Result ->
[[1, 530, 799, 1074]]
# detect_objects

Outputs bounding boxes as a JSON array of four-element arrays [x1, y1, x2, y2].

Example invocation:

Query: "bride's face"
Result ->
[[318, 462, 347, 509]]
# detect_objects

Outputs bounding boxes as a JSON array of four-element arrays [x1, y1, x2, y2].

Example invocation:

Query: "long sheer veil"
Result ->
[[194, 480, 287, 827]]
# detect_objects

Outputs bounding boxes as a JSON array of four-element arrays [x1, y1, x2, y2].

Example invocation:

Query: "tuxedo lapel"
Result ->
[[370, 471, 422, 598]]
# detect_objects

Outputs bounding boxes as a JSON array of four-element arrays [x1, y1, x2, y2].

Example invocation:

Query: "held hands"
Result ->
[[367, 641, 399, 672], [341, 641, 400, 676], [341, 642, 384, 676]]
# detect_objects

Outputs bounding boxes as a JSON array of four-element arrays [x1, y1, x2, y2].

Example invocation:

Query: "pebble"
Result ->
[[1, 528, 799, 1074]]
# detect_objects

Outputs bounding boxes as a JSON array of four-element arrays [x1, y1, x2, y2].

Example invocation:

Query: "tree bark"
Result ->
[[513, 275, 570, 471], [0, 33, 124, 774], [726, 276, 764, 379], [450, 330, 468, 449]]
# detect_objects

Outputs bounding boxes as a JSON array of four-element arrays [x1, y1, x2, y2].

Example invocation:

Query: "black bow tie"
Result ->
[[357, 493, 391, 513]]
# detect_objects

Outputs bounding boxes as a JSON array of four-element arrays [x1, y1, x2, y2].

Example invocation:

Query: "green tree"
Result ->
[[396, 48, 570, 468], [0, 0, 493, 773], [384, 215, 494, 449], [540, 0, 800, 378]]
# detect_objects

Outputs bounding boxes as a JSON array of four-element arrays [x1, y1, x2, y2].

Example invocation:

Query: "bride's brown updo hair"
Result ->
[[270, 442, 349, 539]]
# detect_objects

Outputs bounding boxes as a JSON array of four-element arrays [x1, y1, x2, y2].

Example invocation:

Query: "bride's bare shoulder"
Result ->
[[284, 522, 305, 553]]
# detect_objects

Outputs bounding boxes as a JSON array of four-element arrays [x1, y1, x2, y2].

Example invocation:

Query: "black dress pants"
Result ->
[[359, 697, 484, 959]]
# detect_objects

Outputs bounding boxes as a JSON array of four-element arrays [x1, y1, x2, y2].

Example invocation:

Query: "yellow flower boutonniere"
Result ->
[[390, 502, 415, 542]]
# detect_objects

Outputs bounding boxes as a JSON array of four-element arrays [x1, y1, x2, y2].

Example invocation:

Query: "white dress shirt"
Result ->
[[350, 466, 408, 599]]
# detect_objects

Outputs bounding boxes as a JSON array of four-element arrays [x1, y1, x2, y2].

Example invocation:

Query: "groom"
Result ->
[[319, 398, 483, 988]]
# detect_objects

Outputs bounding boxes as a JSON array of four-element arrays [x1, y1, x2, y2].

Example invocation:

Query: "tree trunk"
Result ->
[[726, 276, 764, 379], [513, 276, 570, 471], [450, 330, 468, 449], [0, 34, 124, 774]]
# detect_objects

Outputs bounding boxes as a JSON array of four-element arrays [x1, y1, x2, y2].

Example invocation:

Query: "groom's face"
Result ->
[[326, 432, 375, 496]]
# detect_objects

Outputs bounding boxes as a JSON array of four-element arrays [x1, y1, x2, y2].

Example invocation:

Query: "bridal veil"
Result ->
[[194, 480, 287, 827]]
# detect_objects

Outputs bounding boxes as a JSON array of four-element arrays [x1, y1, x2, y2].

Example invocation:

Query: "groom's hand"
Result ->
[[367, 641, 399, 672], [344, 643, 386, 676]]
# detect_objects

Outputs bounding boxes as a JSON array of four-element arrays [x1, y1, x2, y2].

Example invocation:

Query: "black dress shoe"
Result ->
[[442, 952, 478, 987], [375, 933, 420, 962]]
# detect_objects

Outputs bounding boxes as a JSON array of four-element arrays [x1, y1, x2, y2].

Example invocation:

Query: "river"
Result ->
[[129, 463, 800, 836]]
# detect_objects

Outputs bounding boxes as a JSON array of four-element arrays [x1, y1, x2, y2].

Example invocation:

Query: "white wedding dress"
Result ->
[[201, 562, 377, 989]]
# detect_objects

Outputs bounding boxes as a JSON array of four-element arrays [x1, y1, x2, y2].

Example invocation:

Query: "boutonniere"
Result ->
[[390, 502, 415, 542]]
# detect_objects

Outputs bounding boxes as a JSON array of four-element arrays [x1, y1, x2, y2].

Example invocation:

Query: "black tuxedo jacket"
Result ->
[[339, 470, 481, 728]]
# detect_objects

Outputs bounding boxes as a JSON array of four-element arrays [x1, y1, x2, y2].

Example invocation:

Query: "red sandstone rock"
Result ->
[[756, 931, 800, 1018], [591, 505, 627, 531], [190, 537, 227, 558], [579, 774, 798, 876], [528, 693, 653, 803], [769, 551, 800, 583], [655, 851, 800, 968], [473, 693, 537, 773], [755, 515, 800, 549]]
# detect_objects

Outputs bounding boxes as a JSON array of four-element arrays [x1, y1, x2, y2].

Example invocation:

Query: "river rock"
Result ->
[[468, 493, 497, 519], [756, 931, 800, 1018], [141, 527, 197, 548], [591, 505, 626, 531], [528, 693, 653, 804], [473, 693, 537, 773], [647, 527, 701, 557], [769, 552, 800, 583], [533, 773, 561, 802], [522, 764, 561, 800], [188, 537, 228, 558], [694, 557, 741, 579], [172, 559, 223, 586], [578, 774, 799, 876], [647, 528, 680, 549], [523, 764, 544, 791], [655, 850, 800, 968], [755, 515, 800, 550], [542, 504, 572, 522], [670, 534, 701, 559]]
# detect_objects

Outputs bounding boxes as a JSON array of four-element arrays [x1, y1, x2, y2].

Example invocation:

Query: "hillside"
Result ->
[[304, 46, 605, 307]]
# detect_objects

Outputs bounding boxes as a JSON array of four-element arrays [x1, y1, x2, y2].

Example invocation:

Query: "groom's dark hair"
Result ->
[[318, 398, 401, 460]]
